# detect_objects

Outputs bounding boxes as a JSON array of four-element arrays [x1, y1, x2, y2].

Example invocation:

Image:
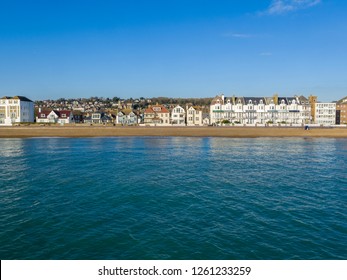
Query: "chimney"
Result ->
[[273, 93, 279, 105], [232, 95, 236, 104], [39, 107, 41, 113]]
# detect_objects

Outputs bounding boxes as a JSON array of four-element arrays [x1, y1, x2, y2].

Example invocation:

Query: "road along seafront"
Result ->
[[1, 126, 347, 138]]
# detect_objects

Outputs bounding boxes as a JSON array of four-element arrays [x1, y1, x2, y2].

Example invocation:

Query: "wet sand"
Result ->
[[1, 126, 347, 138]]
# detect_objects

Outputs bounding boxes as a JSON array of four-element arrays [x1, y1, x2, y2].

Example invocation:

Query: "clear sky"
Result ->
[[0, 0, 346, 101]]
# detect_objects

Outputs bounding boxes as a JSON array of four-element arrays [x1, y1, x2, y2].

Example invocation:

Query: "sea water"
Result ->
[[0, 137, 346, 259]]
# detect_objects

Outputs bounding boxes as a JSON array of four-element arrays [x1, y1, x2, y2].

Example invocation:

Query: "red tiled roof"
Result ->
[[36, 110, 71, 119], [36, 110, 52, 119], [144, 107, 154, 114], [145, 105, 169, 114], [56, 110, 72, 118]]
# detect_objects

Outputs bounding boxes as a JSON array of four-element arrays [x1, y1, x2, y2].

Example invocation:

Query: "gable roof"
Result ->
[[37, 110, 72, 119], [277, 97, 289, 105], [55, 110, 72, 118], [36, 110, 52, 119], [211, 95, 225, 105], [144, 105, 169, 114], [120, 109, 134, 115]]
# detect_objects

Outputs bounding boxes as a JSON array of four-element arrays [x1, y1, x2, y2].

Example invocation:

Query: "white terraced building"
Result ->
[[210, 94, 312, 125], [0, 96, 34, 125], [314, 103, 336, 125]]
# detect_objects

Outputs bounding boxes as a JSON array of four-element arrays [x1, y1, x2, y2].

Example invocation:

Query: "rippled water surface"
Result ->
[[0, 137, 346, 259]]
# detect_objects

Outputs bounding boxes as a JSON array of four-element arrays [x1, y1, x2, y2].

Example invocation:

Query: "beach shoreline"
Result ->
[[1, 126, 347, 138]]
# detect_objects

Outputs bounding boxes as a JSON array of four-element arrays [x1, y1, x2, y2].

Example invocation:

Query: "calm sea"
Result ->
[[0, 137, 346, 260]]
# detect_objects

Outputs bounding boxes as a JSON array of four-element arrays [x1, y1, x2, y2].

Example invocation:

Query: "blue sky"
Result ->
[[0, 0, 346, 101]]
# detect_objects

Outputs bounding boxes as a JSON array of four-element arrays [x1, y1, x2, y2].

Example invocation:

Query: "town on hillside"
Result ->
[[1, 94, 347, 126]]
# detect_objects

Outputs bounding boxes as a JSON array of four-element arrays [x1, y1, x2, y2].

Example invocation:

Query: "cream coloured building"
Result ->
[[0, 96, 34, 125], [186, 106, 203, 126], [143, 105, 170, 125]]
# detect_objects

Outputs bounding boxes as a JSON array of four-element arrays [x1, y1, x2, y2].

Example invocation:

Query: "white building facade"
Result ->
[[171, 105, 186, 125], [314, 103, 336, 125], [36, 110, 74, 124], [210, 94, 311, 125], [0, 96, 34, 125]]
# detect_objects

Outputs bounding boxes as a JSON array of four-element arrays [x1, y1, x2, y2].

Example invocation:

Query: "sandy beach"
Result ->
[[1, 126, 347, 138]]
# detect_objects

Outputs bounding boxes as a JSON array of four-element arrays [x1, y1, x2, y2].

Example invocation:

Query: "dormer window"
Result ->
[[227, 99, 230, 103], [238, 100, 241, 104], [260, 100, 263, 104], [40, 114, 45, 117], [61, 114, 66, 118], [248, 100, 252, 104], [281, 100, 285, 104]]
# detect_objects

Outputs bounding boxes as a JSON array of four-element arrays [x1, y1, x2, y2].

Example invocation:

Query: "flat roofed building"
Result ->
[[336, 96, 347, 124], [315, 102, 336, 125], [0, 96, 34, 125]]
